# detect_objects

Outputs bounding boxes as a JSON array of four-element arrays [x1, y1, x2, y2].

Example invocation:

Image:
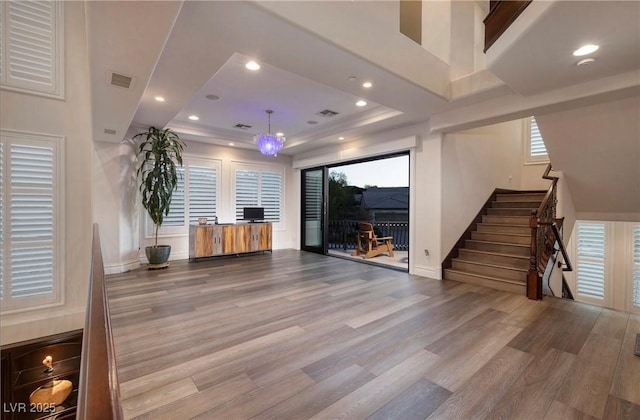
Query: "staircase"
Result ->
[[444, 191, 546, 295]]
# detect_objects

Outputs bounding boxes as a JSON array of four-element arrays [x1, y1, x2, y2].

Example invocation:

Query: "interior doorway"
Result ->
[[300, 153, 409, 271]]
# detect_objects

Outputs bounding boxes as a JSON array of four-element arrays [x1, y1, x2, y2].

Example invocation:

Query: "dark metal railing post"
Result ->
[[527, 210, 541, 300]]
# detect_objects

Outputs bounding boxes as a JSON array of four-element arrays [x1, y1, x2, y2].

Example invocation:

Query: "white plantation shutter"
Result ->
[[163, 166, 185, 226], [235, 170, 259, 220], [188, 165, 217, 224], [576, 222, 606, 300], [1, 131, 63, 312], [529, 117, 547, 156], [234, 168, 282, 222], [633, 225, 640, 308], [525, 116, 549, 164], [1, 1, 64, 98], [261, 171, 281, 222]]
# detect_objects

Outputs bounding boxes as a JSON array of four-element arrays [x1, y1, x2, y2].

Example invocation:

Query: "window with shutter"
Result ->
[[234, 167, 283, 223], [162, 166, 185, 227], [144, 158, 219, 238], [188, 165, 217, 224], [0, 0, 64, 98], [633, 225, 640, 308], [576, 222, 606, 300], [525, 116, 549, 164], [1, 130, 63, 313]]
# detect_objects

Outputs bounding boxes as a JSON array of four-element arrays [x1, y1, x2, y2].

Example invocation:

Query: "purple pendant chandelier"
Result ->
[[254, 109, 285, 157]]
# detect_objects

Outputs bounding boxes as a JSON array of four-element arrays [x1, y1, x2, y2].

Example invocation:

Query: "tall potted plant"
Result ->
[[134, 126, 184, 266]]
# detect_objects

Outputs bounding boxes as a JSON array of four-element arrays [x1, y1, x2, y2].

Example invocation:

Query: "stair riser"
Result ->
[[452, 260, 527, 281], [482, 215, 529, 225], [465, 240, 530, 256], [471, 232, 530, 245], [477, 224, 531, 235], [444, 270, 527, 295], [491, 201, 542, 209], [496, 193, 546, 202], [458, 249, 529, 269], [487, 208, 536, 216]]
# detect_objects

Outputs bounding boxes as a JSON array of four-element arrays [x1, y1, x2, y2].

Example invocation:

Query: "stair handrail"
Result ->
[[527, 164, 573, 300], [538, 218, 573, 272]]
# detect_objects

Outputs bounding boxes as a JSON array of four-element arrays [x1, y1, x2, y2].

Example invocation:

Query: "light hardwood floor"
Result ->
[[106, 250, 640, 419]]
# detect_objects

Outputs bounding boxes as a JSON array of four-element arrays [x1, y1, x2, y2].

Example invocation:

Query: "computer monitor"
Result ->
[[243, 207, 264, 222]]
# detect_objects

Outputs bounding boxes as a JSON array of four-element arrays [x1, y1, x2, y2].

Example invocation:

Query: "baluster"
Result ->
[[527, 210, 541, 300]]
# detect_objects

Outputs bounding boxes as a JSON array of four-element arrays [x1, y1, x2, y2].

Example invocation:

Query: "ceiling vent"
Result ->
[[104, 128, 117, 135], [316, 109, 339, 117], [109, 72, 133, 89], [233, 123, 252, 130]]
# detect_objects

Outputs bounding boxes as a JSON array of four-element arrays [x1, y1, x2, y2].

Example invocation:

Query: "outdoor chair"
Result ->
[[352, 222, 394, 259]]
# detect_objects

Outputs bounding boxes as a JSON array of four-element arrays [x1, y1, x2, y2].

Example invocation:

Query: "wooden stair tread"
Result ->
[[473, 231, 530, 238], [444, 269, 526, 285], [479, 223, 531, 228], [452, 258, 528, 273], [466, 239, 529, 248], [458, 249, 529, 260]]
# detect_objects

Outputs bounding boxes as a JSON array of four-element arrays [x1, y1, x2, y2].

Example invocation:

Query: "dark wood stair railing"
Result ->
[[527, 164, 573, 300], [76, 224, 123, 419], [483, 0, 532, 52]]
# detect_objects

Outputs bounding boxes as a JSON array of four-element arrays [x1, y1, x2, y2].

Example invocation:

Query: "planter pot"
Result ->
[[145, 245, 171, 265]]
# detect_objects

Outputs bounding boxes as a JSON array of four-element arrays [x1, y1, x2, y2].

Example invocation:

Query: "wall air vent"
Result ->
[[109, 72, 133, 89], [104, 128, 117, 135], [233, 124, 252, 130], [316, 109, 339, 117]]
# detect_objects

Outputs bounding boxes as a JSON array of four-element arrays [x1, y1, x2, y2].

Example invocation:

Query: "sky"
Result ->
[[330, 155, 409, 188]]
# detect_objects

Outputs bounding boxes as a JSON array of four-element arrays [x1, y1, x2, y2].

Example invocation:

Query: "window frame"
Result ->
[[574, 220, 611, 306], [0, 0, 65, 99], [143, 156, 221, 239], [524, 116, 549, 165], [1, 129, 65, 314], [232, 161, 285, 229]]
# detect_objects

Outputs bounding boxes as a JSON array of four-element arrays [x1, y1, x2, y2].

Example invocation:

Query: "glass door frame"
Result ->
[[301, 166, 328, 254]]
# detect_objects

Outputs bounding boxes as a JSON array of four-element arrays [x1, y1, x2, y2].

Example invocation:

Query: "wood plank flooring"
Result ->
[[106, 250, 640, 419]]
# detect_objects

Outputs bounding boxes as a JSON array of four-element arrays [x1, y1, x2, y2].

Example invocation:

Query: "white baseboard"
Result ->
[[413, 264, 442, 280], [104, 259, 141, 275]]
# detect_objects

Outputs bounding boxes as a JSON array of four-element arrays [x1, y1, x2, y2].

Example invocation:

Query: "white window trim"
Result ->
[[0, 1, 65, 100], [523, 117, 549, 165], [1, 129, 65, 314], [143, 156, 221, 239], [231, 161, 285, 230], [573, 220, 612, 307]]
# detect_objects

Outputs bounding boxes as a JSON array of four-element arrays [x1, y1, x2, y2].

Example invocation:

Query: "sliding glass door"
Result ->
[[301, 167, 326, 254]]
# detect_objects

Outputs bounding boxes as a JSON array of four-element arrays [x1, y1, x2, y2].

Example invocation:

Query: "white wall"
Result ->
[[441, 120, 527, 257], [92, 138, 299, 271], [0, 3, 93, 345], [536, 95, 640, 220]]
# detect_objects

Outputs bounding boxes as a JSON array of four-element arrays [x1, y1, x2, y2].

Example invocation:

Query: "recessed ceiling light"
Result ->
[[188, 115, 199, 121], [347, 76, 357, 81], [245, 61, 261, 71], [206, 94, 220, 101], [338, 137, 345, 140], [573, 44, 599, 56], [356, 100, 367, 107], [228, 142, 235, 146], [276, 132, 284, 137], [154, 96, 165, 102], [362, 82, 372, 88], [577, 58, 595, 66]]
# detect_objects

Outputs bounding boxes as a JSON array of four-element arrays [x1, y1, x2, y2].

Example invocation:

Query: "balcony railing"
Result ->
[[328, 219, 409, 251]]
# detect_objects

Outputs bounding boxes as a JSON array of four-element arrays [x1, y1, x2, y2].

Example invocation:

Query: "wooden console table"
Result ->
[[189, 222, 272, 260]]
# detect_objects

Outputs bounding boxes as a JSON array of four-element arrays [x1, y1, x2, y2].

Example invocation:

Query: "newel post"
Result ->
[[527, 210, 541, 300]]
